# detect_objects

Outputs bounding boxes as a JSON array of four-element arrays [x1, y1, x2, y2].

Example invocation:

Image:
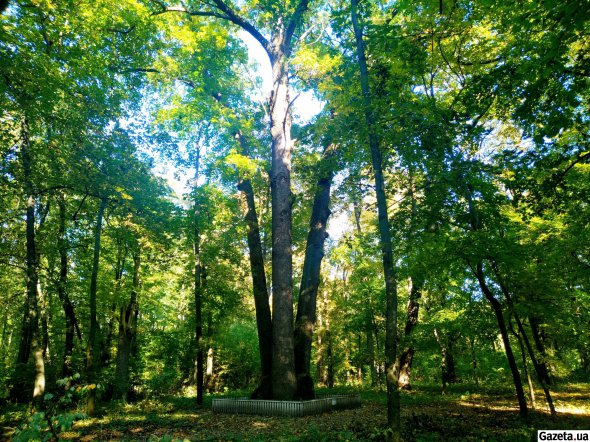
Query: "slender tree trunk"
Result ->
[[326, 320, 334, 389], [11, 119, 44, 404], [269, 44, 297, 401], [490, 262, 556, 415], [441, 341, 456, 387], [351, 0, 400, 436], [398, 277, 423, 390], [465, 186, 527, 418], [104, 244, 126, 366], [37, 281, 49, 360], [86, 196, 106, 416], [475, 263, 528, 418], [234, 132, 273, 400], [529, 316, 553, 386], [510, 319, 536, 410], [294, 145, 335, 399], [113, 250, 140, 401], [316, 291, 326, 385], [193, 150, 204, 406], [515, 317, 555, 414], [27, 146, 44, 406], [353, 195, 378, 386], [0, 310, 8, 362], [206, 347, 214, 390], [57, 193, 82, 377], [366, 313, 378, 386], [433, 329, 457, 392], [468, 336, 479, 387]]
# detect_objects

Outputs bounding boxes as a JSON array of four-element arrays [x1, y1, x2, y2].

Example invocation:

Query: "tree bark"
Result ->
[[233, 132, 273, 400], [475, 263, 528, 418], [269, 43, 297, 401], [104, 242, 127, 366], [193, 149, 204, 406], [351, 0, 400, 436], [366, 310, 378, 386], [57, 193, 82, 377], [113, 250, 140, 401], [398, 277, 423, 390], [86, 195, 106, 416], [11, 119, 44, 404], [294, 145, 335, 399], [510, 318, 536, 409], [465, 185, 527, 418], [468, 336, 479, 386], [529, 316, 553, 386], [490, 262, 556, 415], [160, 0, 311, 402]]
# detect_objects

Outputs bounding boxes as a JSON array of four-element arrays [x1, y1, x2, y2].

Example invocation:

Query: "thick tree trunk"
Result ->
[[234, 133, 273, 400], [351, 0, 400, 436], [269, 46, 297, 401], [86, 196, 106, 416], [294, 145, 335, 399], [113, 250, 140, 401], [398, 277, 423, 390], [475, 263, 528, 418]]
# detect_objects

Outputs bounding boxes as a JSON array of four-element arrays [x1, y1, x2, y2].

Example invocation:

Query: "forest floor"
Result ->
[[2, 383, 589, 441]]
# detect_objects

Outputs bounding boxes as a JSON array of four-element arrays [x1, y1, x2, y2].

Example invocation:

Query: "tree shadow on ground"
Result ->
[[58, 388, 590, 441]]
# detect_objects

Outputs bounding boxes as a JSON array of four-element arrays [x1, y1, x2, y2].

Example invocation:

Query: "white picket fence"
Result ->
[[212, 393, 361, 417]]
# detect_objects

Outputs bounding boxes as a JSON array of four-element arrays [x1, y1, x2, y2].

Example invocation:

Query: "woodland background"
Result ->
[[0, 0, 589, 440]]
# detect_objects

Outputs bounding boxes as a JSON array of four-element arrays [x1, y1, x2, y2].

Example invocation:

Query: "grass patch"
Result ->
[[3, 382, 589, 441]]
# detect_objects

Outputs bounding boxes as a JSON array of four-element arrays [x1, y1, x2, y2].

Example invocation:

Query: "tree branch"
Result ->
[[152, 2, 231, 21], [285, 0, 310, 49], [209, 0, 271, 57], [151, 0, 271, 59]]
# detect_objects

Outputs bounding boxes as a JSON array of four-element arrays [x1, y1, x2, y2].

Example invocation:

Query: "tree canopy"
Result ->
[[1, 0, 589, 440]]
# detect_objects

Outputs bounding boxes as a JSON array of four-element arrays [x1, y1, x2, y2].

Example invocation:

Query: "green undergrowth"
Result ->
[[1, 383, 589, 441]]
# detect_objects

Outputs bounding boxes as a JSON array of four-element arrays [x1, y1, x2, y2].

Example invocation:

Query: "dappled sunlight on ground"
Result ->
[[5, 384, 589, 441]]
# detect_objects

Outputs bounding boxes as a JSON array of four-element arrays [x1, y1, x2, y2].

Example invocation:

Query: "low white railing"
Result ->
[[212, 393, 361, 417]]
